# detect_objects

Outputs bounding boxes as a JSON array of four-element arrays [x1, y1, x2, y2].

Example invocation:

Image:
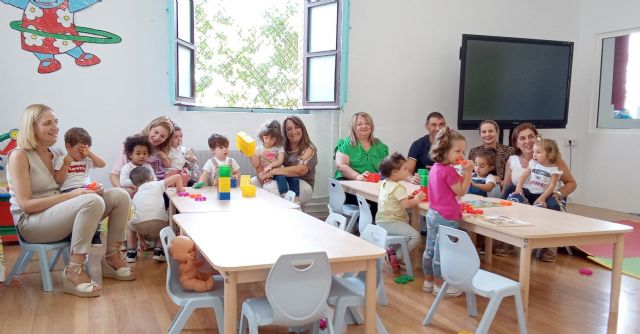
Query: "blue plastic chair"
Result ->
[[327, 224, 389, 334], [324, 212, 348, 230], [239, 252, 335, 334], [328, 179, 359, 233], [159, 227, 225, 334], [3, 220, 70, 292], [423, 225, 527, 334]]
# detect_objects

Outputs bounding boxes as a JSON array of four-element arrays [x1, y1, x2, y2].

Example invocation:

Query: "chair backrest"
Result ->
[[265, 252, 332, 327], [160, 227, 182, 303], [359, 224, 387, 287], [356, 194, 373, 235], [325, 212, 347, 230], [437, 225, 480, 292], [328, 178, 346, 212], [284, 190, 296, 202]]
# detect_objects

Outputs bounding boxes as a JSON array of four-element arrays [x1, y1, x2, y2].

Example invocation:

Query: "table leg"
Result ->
[[518, 243, 532, 314], [168, 200, 176, 230], [484, 237, 493, 265], [610, 234, 624, 313], [223, 272, 238, 334], [410, 207, 419, 231], [364, 259, 376, 334]]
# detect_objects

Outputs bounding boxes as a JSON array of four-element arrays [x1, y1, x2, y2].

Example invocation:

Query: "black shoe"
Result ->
[[91, 231, 102, 247], [126, 249, 137, 263], [152, 247, 166, 262]]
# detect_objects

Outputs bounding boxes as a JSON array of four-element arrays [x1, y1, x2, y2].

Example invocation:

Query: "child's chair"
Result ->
[[325, 212, 348, 230], [423, 225, 527, 334], [328, 179, 359, 233], [159, 227, 225, 334], [327, 224, 389, 334], [239, 252, 335, 334], [356, 194, 413, 277]]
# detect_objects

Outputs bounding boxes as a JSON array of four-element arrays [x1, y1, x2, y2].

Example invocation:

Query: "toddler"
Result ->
[[126, 166, 184, 263], [53, 127, 106, 246], [198, 133, 240, 186], [252, 120, 300, 198], [120, 135, 156, 196], [165, 126, 193, 185], [422, 126, 473, 297], [468, 148, 497, 197]]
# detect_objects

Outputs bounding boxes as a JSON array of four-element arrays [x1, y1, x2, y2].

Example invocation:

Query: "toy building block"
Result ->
[[365, 173, 381, 182], [236, 131, 256, 157], [218, 178, 231, 192], [230, 177, 238, 188], [84, 182, 98, 190], [218, 165, 231, 178], [241, 184, 256, 197], [240, 175, 251, 186], [195, 196, 207, 201], [177, 191, 190, 197], [193, 181, 206, 189], [218, 192, 230, 200]]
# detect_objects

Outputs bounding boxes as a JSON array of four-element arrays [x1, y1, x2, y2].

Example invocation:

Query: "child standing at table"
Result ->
[[120, 136, 156, 196], [468, 148, 497, 197], [198, 133, 240, 186], [376, 152, 425, 270], [422, 126, 473, 297], [53, 127, 106, 246], [126, 166, 184, 263]]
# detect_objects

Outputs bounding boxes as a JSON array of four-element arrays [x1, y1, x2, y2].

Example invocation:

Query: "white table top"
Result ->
[[167, 186, 300, 213], [173, 209, 386, 272]]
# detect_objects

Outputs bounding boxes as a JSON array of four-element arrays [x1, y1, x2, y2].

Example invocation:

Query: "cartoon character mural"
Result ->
[[2, 0, 121, 74]]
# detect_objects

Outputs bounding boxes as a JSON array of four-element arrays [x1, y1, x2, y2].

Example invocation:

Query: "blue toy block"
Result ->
[[230, 178, 238, 188], [218, 192, 231, 200]]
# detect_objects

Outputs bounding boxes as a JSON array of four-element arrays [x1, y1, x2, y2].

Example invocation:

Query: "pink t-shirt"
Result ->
[[428, 163, 462, 221]]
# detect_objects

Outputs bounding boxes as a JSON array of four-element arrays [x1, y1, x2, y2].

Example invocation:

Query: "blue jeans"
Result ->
[[503, 184, 564, 211], [422, 209, 460, 278], [274, 175, 300, 196]]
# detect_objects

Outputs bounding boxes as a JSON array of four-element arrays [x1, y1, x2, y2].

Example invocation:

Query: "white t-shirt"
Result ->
[[53, 156, 94, 191], [130, 180, 168, 224], [120, 162, 156, 188], [507, 155, 527, 185], [167, 146, 186, 172], [202, 156, 240, 184], [255, 144, 284, 169], [524, 160, 563, 194]]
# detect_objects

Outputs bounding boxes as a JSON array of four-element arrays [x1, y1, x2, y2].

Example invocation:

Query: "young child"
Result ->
[[165, 126, 192, 186], [468, 148, 497, 197], [120, 135, 156, 196], [514, 138, 563, 208], [422, 126, 473, 297], [376, 152, 425, 270], [198, 133, 240, 186], [251, 120, 299, 198], [126, 166, 184, 263], [53, 127, 106, 246]]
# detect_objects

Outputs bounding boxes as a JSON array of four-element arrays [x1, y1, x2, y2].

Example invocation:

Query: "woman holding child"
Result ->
[[257, 116, 318, 206], [8, 104, 134, 298], [467, 120, 515, 183]]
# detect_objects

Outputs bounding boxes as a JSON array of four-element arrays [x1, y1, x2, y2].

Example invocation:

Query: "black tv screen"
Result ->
[[458, 34, 573, 129]]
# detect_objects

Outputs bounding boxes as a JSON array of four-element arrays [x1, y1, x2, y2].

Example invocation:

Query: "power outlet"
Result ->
[[563, 137, 577, 147]]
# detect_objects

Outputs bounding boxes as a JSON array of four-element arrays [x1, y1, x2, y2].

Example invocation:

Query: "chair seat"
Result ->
[[472, 269, 520, 298], [386, 234, 409, 243], [242, 298, 275, 326], [329, 276, 365, 301], [168, 274, 225, 306], [340, 204, 359, 216]]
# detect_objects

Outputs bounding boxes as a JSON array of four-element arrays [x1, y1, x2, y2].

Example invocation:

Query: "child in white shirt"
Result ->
[[468, 148, 497, 197], [198, 133, 240, 186], [119, 135, 156, 196]]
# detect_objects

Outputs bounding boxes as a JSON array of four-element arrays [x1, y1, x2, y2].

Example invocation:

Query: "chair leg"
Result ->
[[565, 246, 573, 256], [213, 306, 224, 332], [3, 250, 30, 286], [535, 248, 543, 259], [62, 247, 70, 265], [399, 240, 413, 277], [325, 309, 336, 334], [238, 312, 247, 334], [375, 315, 389, 334], [377, 281, 389, 305], [49, 248, 63, 269], [475, 295, 504, 334], [332, 299, 349, 334], [465, 292, 478, 317], [344, 212, 359, 234], [168, 304, 195, 334], [346, 306, 363, 324], [37, 247, 54, 292], [514, 292, 528, 334], [423, 281, 448, 325]]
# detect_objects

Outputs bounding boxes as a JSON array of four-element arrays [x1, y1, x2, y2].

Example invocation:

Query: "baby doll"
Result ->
[[169, 236, 214, 292]]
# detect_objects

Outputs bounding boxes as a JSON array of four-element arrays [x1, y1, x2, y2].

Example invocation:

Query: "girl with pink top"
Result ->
[[421, 126, 473, 297]]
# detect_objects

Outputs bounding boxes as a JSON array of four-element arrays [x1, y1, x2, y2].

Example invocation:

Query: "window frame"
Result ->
[[173, 0, 196, 105]]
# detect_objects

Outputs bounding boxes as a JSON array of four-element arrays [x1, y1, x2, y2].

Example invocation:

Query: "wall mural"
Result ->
[[2, 0, 121, 74]]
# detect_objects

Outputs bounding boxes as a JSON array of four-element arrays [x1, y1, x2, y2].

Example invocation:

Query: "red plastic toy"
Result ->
[[579, 268, 593, 276], [461, 203, 483, 215], [499, 200, 513, 206], [411, 188, 429, 202], [84, 182, 98, 190], [365, 173, 381, 182], [177, 191, 190, 197]]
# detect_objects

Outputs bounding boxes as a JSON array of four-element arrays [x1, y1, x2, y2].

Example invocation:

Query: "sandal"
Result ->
[[102, 249, 135, 281], [541, 248, 557, 262], [495, 247, 509, 257], [62, 262, 101, 298]]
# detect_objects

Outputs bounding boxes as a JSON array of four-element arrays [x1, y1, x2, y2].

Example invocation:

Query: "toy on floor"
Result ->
[[394, 274, 414, 284], [461, 203, 483, 215], [387, 246, 399, 272], [169, 235, 214, 292], [579, 268, 593, 276]]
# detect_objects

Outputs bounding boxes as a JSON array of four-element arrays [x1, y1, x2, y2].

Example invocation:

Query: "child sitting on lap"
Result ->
[[120, 136, 156, 196]]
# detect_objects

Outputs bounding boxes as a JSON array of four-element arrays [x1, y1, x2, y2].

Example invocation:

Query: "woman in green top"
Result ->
[[334, 112, 389, 180]]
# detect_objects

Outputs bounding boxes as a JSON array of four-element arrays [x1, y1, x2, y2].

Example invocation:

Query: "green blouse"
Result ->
[[334, 136, 389, 179]]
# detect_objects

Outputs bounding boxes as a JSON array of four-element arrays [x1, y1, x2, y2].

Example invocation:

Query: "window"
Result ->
[[171, 0, 347, 110]]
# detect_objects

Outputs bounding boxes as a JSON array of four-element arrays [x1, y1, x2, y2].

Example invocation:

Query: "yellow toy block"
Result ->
[[241, 184, 256, 197], [240, 175, 251, 187], [236, 131, 256, 157], [218, 178, 231, 192]]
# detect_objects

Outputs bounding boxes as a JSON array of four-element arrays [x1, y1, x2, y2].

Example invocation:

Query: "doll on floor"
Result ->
[[169, 235, 214, 292]]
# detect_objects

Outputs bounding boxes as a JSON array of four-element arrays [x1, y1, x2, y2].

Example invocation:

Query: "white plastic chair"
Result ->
[[159, 227, 225, 334], [239, 252, 335, 334], [423, 225, 527, 334], [3, 218, 70, 292], [325, 212, 348, 230], [328, 178, 360, 233], [284, 190, 296, 202], [356, 194, 413, 277], [328, 224, 389, 334]]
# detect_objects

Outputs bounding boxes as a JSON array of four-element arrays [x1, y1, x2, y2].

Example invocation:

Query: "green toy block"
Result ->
[[218, 165, 231, 177]]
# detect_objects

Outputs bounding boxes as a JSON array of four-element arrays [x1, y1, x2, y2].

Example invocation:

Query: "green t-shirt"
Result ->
[[334, 136, 389, 179], [376, 180, 410, 223]]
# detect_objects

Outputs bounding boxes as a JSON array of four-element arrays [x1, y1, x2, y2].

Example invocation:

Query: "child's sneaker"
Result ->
[[91, 230, 102, 247], [422, 280, 434, 292], [433, 284, 463, 297], [126, 249, 137, 263], [153, 247, 166, 262]]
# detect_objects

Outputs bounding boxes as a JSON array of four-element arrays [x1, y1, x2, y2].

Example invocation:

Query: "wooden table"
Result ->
[[173, 209, 386, 334], [339, 180, 633, 314]]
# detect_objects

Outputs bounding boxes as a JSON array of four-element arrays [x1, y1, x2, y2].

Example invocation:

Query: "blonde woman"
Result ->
[[334, 112, 389, 180], [7, 104, 134, 298]]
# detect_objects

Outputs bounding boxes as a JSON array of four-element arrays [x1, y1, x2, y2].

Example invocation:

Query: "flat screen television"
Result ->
[[458, 34, 574, 130]]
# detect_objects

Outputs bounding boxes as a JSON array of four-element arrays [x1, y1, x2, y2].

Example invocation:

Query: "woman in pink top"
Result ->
[[421, 127, 473, 297]]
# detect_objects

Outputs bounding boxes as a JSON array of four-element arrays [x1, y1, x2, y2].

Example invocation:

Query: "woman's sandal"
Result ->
[[62, 262, 101, 298], [102, 251, 135, 281]]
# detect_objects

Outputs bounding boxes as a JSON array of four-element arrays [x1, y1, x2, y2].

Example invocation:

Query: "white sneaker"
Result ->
[[433, 284, 462, 297], [422, 280, 434, 292]]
